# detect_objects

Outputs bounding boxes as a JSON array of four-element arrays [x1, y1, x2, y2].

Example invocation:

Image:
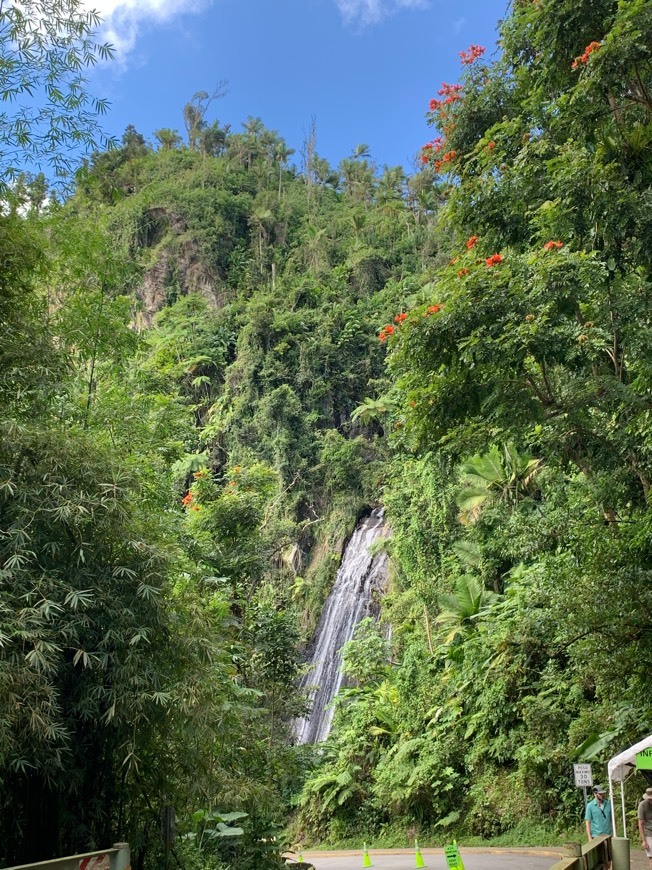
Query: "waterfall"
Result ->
[[295, 507, 389, 744]]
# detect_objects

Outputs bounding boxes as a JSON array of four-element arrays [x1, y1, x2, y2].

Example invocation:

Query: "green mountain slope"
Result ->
[[3, 0, 652, 861]]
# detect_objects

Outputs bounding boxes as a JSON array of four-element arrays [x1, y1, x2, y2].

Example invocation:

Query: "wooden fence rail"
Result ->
[[4, 843, 130, 870], [549, 835, 612, 870]]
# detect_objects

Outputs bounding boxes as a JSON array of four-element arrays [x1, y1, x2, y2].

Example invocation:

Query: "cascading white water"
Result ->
[[295, 507, 388, 744]]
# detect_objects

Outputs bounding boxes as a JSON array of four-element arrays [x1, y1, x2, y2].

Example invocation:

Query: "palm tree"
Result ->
[[198, 121, 230, 156], [303, 223, 330, 274], [154, 128, 182, 151], [351, 395, 394, 425], [349, 209, 367, 244], [312, 155, 339, 189], [377, 165, 405, 204], [456, 443, 544, 524], [351, 142, 371, 160], [435, 576, 498, 643], [238, 115, 265, 168], [339, 158, 375, 205], [273, 141, 295, 198], [250, 206, 273, 273]]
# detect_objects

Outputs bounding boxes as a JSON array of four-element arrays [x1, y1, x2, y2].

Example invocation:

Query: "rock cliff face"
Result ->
[[135, 206, 229, 327]]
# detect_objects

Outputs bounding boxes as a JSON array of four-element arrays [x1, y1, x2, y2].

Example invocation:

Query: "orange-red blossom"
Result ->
[[572, 41, 601, 69], [182, 492, 201, 512], [459, 44, 486, 65]]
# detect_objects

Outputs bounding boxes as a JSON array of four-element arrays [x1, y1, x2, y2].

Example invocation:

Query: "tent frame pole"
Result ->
[[620, 778, 627, 838], [609, 780, 617, 836]]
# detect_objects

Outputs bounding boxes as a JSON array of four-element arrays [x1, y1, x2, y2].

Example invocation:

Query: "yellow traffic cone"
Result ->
[[415, 839, 426, 868], [297, 849, 303, 863], [363, 842, 373, 867], [453, 840, 465, 870]]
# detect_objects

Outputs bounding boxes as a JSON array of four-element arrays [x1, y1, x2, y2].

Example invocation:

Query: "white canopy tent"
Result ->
[[607, 733, 652, 837]]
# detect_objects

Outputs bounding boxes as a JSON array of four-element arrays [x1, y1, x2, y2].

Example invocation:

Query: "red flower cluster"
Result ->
[[421, 136, 445, 164], [486, 253, 504, 267], [425, 304, 442, 316], [459, 44, 485, 65], [486, 141, 496, 151], [572, 41, 601, 69], [457, 268, 469, 277], [182, 491, 201, 512], [543, 240, 564, 250], [466, 235, 479, 250], [428, 82, 463, 112], [439, 82, 463, 99], [378, 312, 411, 341], [433, 150, 457, 173]]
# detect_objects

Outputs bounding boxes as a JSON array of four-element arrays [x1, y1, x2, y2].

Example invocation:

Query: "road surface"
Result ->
[[296, 847, 563, 870]]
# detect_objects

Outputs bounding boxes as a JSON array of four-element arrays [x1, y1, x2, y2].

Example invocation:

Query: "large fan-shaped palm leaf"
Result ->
[[435, 576, 498, 643], [457, 443, 543, 523]]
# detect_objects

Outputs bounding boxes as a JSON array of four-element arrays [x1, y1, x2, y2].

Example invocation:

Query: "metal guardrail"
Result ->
[[4, 843, 130, 870], [549, 835, 610, 870]]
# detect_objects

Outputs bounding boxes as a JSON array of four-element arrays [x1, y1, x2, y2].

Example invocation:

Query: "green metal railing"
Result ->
[[5, 843, 130, 870], [549, 835, 630, 870]]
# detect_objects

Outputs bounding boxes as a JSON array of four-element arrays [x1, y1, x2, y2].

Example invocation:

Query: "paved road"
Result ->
[[297, 848, 562, 870]]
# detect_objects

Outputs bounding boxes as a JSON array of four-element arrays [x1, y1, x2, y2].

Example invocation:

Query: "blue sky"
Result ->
[[90, 0, 507, 171]]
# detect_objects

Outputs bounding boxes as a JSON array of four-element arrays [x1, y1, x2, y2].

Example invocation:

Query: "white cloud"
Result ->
[[335, 0, 426, 27], [90, 0, 210, 57]]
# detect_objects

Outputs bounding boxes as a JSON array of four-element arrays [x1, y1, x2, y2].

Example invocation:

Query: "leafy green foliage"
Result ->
[[298, 0, 652, 847], [0, 67, 444, 861], [0, 0, 115, 186], [10, 0, 652, 854]]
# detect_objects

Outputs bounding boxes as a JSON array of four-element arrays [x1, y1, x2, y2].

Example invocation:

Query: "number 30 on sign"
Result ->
[[573, 764, 593, 787]]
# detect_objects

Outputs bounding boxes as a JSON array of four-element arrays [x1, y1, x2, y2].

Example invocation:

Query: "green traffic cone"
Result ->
[[363, 842, 373, 867], [297, 849, 303, 863], [453, 840, 465, 870], [415, 839, 426, 869]]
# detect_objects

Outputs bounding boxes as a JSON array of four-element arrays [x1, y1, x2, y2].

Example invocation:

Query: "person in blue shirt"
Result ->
[[585, 784, 612, 870]]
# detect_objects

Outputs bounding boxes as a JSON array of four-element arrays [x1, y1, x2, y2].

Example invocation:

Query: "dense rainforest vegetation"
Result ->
[[1, 0, 652, 865]]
